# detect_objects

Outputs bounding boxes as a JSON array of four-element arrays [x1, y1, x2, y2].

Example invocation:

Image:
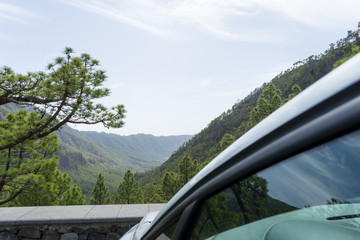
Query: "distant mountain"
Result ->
[[82, 131, 192, 167], [56, 126, 192, 195]]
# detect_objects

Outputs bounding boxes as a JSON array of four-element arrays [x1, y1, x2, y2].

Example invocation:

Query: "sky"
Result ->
[[1, 0, 359, 136]]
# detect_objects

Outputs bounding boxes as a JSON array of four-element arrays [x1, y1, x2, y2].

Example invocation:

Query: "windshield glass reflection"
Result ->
[[259, 129, 360, 208]]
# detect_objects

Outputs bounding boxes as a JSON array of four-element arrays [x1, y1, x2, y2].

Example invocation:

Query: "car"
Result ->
[[120, 53, 360, 240]]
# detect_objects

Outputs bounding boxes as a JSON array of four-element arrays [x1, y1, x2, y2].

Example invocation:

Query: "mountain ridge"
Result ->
[[55, 125, 192, 195]]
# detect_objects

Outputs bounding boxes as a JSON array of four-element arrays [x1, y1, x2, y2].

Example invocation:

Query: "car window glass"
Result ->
[[189, 129, 360, 240], [155, 220, 178, 240]]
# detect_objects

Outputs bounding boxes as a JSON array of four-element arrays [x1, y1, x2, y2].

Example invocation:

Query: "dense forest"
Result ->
[[0, 23, 359, 206]]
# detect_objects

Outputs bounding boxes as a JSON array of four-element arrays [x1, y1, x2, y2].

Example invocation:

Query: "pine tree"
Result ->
[[286, 84, 302, 101], [143, 183, 165, 203], [218, 133, 236, 152], [0, 48, 126, 205], [161, 154, 199, 201], [114, 170, 143, 204], [90, 174, 110, 205], [162, 172, 180, 201], [0, 111, 59, 206], [60, 184, 86, 205], [179, 154, 198, 186], [248, 83, 302, 128], [0, 48, 126, 152], [248, 83, 282, 128]]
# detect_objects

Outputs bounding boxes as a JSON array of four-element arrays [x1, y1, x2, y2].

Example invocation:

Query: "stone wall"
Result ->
[[0, 204, 166, 240], [0, 222, 135, 240]]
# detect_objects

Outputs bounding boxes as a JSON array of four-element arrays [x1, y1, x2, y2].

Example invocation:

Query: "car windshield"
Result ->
[[190, 129, 360, 240]]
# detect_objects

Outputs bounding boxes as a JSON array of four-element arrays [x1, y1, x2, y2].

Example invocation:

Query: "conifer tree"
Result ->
[[143, 183, 164, 203], [248, 83, 282, 128], [179, 154, 198, 186], [60, 184, 86, 205], [219, 133, 236, 152], [161, 154, 199, 201], [286, 84, 302, 101], [114, 170, 143, 204], [248, 83, 302, 128], [0, 48, 126, 152], [0, 48, 126, 205], [90, 173, 110, 205], [0, 110, 59, 205], [162, 172, 180, 201]]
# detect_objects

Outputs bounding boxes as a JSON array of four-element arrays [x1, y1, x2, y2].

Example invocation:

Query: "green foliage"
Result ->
[[218, 133, 236, 152], [143, 183, 165, 203], [248, 83, 282, 128], [78, 132, 192, 170], [54, 126, 192, 198], [161, 154, 199, 201], [0, 48, 126, 152], [90, 173, 110, 205], [230, 176, 268, 223], [248, 83, 302, 128], [162, 172, 180, 201], [0, 110, 60, 205], [191, 193, 241, 239], [11, 169, 86, 206], [286, 84, 301, 102], [0, 48, 124, 206], [114, 170, 143, 204], [60, 184, 87, 205], [179, 154, 198, 186], [333, 46, 359, 68], [247, 83, 302, 132]]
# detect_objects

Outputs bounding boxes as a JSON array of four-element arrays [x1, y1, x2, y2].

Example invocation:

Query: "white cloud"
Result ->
[[59, 0, 170, 37], [254, 0, 360, 28], [59, 0, 360, 41], [58, 0, 281, 41], [0, 2, 38, 23]]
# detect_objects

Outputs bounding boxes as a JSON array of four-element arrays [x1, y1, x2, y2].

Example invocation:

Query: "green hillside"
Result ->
[[0, 107, 192, 196], [137, 25, 360, 187], [56, 127, 192, 196]]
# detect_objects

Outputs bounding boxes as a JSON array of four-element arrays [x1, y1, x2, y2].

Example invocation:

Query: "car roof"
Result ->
[[147, 53, 360, 238]]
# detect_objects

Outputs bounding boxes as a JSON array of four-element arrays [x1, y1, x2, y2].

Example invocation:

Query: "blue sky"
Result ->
[[1, 0, 359, 136]]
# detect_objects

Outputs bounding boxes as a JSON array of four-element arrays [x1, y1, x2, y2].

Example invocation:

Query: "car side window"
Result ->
[[155, 220, 178, 240], [189, 129, 360, 240]]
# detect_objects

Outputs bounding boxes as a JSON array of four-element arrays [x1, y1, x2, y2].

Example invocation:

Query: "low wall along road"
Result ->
[[0, 204, 166, 240]]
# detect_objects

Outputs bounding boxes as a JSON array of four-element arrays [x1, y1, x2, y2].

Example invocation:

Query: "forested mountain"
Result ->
[[0, 106, 192, 196], [136, 25, 360, 189], [56, 127, 192, 195]]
